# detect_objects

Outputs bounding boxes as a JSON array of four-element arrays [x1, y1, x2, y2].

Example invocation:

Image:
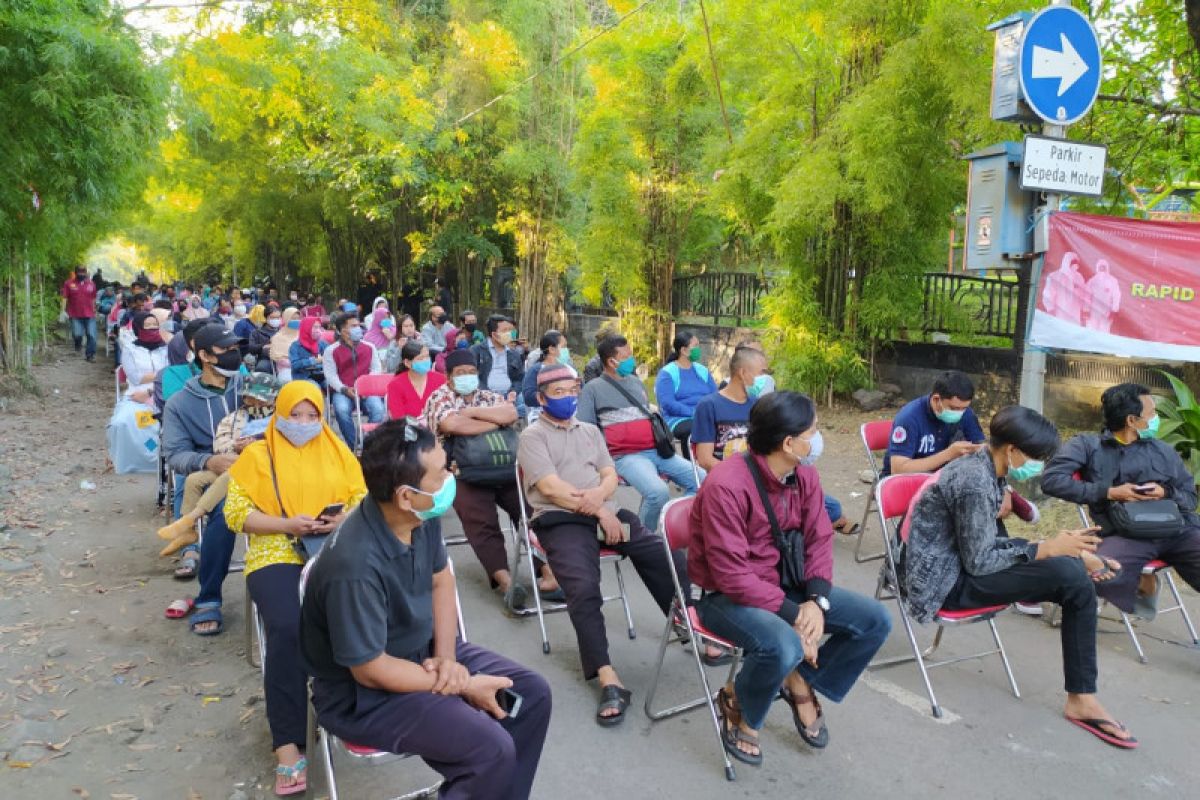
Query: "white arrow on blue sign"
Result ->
[[1018, 5, 1102, 125]]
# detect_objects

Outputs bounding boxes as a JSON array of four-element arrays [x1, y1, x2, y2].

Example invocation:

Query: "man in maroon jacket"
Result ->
[[689, 391, 890, 765], [61, 265, 99, 361]]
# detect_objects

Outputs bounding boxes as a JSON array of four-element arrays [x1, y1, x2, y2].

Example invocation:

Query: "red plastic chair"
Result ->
[[1069, 474, 1199, 662], [642, 496, 741, 781], [852, 420, 893, 563], [302, 558, 467, 800], [869, 473, 1020, 718], [511, 465, 635, 653], [353, 374, 393, 450]]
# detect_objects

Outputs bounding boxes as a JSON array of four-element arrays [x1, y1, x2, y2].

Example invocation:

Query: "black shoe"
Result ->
[[85, 354, 95, 362]]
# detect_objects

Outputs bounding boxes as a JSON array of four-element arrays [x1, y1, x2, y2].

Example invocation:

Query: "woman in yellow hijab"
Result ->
[[248, 303, 266, 327], [224, 380, 366, 796]]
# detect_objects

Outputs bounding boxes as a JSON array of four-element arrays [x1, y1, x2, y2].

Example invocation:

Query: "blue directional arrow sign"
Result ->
[[1018, 5, 1102, 125]]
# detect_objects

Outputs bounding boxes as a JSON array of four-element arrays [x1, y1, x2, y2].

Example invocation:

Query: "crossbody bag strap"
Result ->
[[602, 375, 654, 419], [266, 445, 288, 519], [742, 451, 785, 551]]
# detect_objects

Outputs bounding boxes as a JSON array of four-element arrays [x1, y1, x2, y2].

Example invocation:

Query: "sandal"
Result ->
[[189, 606, 223, 636], [702, 646, 735, 667], [1085, 556, 1122, 583], [1065, 715, 1138, 749], [164, 597, 194, 619], [274, 756, 308, 796], [174, 549, 199, 580], [595, 684, 632, 728], [833, 519, 861, 536], [780, 686, 829, 749], [717, 687, 762, 766]]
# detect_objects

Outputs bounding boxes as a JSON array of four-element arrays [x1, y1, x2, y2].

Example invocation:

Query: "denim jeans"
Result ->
[[824, 495, 842, 523], [697, 586, 891, 729], [613, 448, 702, 531], [70, 316, 97, 358], [330, 391, 384, 448], [195, 500, 236, 610]]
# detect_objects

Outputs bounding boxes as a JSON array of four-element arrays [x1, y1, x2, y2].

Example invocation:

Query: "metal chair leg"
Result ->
[[1163, 571, 1200, 644], [613, 560, 636, 640], [853, 493, 883, 563], [988, 618, 1021, 699], [642, 615, 675, 719], [525, 536, 552, 654], [872, 596, 943, 718], [1119, 610, 1149, 664], [245, 588, 259, 669]]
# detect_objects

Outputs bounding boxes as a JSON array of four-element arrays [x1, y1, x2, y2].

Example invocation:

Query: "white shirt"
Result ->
[[321, 340, 382, 392]]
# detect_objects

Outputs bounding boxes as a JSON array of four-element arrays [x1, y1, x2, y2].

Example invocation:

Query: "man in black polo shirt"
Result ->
[[300, 420, 551, 800]]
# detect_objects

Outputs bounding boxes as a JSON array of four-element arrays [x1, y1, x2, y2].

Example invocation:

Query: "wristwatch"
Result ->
[[809, 594, 831, 613]]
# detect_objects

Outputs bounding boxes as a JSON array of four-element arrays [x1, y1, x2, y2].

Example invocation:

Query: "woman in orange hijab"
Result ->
[[224, 380, 366, 796]]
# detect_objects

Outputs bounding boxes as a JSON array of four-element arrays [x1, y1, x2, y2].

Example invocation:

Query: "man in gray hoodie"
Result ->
[[162, 325, 244, 636]]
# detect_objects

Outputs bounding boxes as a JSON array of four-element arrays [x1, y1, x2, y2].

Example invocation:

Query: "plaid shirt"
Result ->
[[424, 385, 506, 441]]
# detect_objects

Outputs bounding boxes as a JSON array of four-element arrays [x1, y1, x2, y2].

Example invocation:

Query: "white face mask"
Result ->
[[267, 318, 282, 329]]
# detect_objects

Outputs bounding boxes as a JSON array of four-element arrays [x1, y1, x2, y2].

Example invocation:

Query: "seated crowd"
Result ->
[[96, 274, 1200, 798]]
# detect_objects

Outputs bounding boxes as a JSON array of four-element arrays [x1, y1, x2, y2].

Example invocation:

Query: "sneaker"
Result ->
[[1008, 490, 1040, 524], [1014, 602, 1044, 616]]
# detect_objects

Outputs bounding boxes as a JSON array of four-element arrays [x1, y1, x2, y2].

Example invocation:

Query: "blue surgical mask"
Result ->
[[348, 326, 364, 343], [456, 339, 470, 350], [1008, 454, 1044, 482], [616, 356, 637, 377], [287, 320, 300, 330], [452, 374, 479, 395], [747, 374, 770, 399], [541, 394, 578, 420], [558, 346, 571, 364], [275, 417, 323, 448], [411, 358, 433, 375], [407, 473, 457, 521]]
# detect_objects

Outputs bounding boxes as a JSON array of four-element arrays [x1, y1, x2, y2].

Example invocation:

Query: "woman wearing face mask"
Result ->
[[269, 308, 301, 381], [182, 294, 210, 321], [289, 317, 327, 387], [386, 341, 446, 421], [249, 307, 283, 373], [689, 391, 892, 766], [903, 405, 1134, 748], [108, 312, 172, 474], [225, 381, 368, 795], [655, 332, 717, 463]]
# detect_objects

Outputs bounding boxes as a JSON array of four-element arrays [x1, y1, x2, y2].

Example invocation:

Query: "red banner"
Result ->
[[1028, 212, 1200, 361]]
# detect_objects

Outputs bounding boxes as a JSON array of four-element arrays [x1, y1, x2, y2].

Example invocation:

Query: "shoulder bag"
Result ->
[[742, 452, 807, 592], [268, 451, 329, 561], [603, 376, 677, 459], [1098, 442, 1184, 539], [447, 424, 520, 488]]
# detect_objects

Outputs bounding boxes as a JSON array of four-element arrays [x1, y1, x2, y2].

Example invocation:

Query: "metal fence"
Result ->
[[671, 272, 767, 325], [922, 272, 1022, 342]]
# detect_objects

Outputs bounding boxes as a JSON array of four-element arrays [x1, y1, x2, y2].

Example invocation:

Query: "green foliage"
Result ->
[[1154, 371, 1200, 482]]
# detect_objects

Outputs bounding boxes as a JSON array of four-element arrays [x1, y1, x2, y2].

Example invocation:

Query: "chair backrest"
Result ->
[[660, 496, 696, 551], [355, 374, 393, 399], [876, 473, 936, 543], [860, 420, 892, 478]]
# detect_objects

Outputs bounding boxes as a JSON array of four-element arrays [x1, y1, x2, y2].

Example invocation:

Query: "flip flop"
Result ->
[[1065, 715, 1139, 749], [1087, 557, 1122, 583], [164, 598, 195, 619], [595, 684, 632, 728], [174, 550, 199, 580], [274, 756, 308, 796]]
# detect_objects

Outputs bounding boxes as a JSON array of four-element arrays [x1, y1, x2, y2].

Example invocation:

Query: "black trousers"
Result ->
[[941, 557, 1098, 695], [673, 419, 694, 461], [534, 509, 686, 680], [1096, 526, 1200, 612], [246, 563, 307, 750]]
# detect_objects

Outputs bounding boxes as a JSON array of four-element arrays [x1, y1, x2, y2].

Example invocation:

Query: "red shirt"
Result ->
[[688, 452, 834, 623], [61, 277, 97, 319], [387, 370, 446, 420]]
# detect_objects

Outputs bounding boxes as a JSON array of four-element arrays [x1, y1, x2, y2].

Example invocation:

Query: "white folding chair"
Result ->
[[512, 464, 635, 654], [868, 473, 1020, 718], [303, 558, 465, 800], [643, 497, 741, 781], [688, 441, 703, 488], [853, 420, 892, 563], [245, 581, 267, 672]]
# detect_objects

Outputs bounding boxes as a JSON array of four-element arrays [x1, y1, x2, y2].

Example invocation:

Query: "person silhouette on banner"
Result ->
[[1084, 260, 1121, 334], [1041, 251, 1087, 326]]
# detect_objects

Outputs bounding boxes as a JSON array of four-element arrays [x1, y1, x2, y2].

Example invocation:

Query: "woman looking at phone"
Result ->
[[225, 380, 367, 795]]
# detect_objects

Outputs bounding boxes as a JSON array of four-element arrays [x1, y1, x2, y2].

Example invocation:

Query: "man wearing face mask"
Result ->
[[61, 265, 99, 361], [425, 350, 559, 606], [300, 420, 552, 800], [884, 371, 986, 476], [421, 305, 454, 356], [577, 335, 698, 532], [161, 325, 245, 633], [471, 314, 526, 414], [459, 310, 484, 346], [322, 312, 385, 448]]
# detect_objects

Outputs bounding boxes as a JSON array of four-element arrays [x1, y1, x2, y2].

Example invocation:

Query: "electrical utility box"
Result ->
[[963, 142, 1034, 271], [987, 13, 1039, 124]]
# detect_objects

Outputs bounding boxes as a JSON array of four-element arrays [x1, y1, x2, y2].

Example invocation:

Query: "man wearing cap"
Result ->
[[426, 349, 559, 607], [162, 324, 246, 634], [61, 265, 99, 361], [518, 365, 684, 726]]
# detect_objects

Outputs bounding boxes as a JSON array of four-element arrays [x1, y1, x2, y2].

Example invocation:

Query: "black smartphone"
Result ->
[[495, 687, 523, 719], [317, 503, 345, 520]]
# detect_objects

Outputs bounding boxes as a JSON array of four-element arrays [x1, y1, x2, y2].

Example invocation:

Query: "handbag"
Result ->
[[743, 452, 807, 592], [268, 451, 329, 561], [447, 425, 520, 487], [1097, 442, 1184, 539], [603, 376, 677, 459]]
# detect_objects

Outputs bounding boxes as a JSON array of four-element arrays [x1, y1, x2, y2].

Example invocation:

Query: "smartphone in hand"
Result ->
[[317, 503, 345, 520], [495, 687, 523, 719], [1133, 484, 1156, 496]]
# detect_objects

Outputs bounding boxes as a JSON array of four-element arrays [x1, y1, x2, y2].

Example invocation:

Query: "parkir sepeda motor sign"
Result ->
[[1028, 212, 1200, 361]]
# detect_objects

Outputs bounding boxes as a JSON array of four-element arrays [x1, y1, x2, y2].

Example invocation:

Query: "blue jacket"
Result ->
[[655, 362, 717, 429], [289, 339, 325, 384], [161, 375, 243, 476]]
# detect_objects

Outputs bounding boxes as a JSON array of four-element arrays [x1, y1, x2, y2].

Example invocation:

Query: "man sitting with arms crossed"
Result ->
[[519, 365, 689, 727], [300, 420, 551, 800], [577, 334, 698, 532]]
